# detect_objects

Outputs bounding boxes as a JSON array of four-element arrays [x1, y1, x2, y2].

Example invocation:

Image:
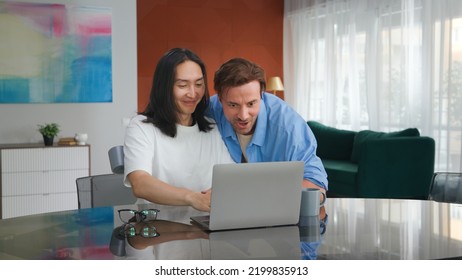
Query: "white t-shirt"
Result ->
[[123, 115, 234, 194]]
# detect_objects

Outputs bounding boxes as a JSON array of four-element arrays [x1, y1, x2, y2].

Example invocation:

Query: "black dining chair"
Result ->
[[76, 173, 137, 209], [428, 172, 462, 204], [108, 145, 124, 174], [76, 145, 136, 208]]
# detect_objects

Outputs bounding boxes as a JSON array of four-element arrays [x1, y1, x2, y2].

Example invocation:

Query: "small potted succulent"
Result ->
[[38, 123, 60, 146]]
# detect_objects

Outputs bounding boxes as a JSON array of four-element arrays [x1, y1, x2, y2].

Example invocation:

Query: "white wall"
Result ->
[[0, 0, 138, 175]]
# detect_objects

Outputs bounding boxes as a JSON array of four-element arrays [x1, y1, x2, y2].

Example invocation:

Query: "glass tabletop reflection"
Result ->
[[1, 198, 461, 260]]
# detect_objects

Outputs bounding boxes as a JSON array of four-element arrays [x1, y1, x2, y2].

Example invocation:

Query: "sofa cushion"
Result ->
[[307, 121, 356, 160], [350, 128, 420, 163], [322, 159, 358, 186]]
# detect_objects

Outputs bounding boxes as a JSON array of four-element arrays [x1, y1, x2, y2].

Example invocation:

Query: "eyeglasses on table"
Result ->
[[118, 208, 160, 223]]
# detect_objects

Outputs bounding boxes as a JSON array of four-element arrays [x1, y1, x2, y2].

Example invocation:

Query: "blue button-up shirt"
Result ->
[[208, 92, 328, 190]]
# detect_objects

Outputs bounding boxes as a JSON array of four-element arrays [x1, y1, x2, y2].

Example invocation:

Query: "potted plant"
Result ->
[[38, 123, 60, 146]]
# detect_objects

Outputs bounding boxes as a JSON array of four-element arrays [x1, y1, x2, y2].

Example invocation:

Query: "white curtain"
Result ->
[[284, 0, 462, 172]]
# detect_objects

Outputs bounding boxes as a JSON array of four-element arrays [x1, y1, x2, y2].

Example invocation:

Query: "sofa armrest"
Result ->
[[307, 121, 356, 160], [357, 137, 435, 199]]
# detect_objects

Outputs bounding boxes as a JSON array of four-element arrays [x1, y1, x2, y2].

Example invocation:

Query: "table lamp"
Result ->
[[266, 76, 284, 95]]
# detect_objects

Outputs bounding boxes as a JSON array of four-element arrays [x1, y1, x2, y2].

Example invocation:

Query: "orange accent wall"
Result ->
[[137, 0, 284, 112]]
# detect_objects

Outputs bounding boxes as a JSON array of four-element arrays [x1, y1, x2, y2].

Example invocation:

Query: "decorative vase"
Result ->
[[43, 136, 54, 146], [75, 133, 88, 145]]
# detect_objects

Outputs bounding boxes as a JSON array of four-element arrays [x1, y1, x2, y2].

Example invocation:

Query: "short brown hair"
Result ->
[[214, 58, 266, 97]]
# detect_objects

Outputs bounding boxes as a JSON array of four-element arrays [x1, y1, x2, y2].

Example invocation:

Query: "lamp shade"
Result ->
[[266, 76, 284, 93]]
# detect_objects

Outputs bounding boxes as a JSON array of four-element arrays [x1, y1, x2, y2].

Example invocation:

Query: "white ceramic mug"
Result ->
[[300, 188, 326, 216]]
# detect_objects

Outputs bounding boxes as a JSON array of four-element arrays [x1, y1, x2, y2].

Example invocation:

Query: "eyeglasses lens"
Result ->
[[120, 223, 159, 238], [141, 209, 158, 221], [119, 210, 136, 223], [118, 209, 159, 223]]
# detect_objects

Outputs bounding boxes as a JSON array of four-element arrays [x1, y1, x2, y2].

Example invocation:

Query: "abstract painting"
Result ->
[[0, 1, 112, 103]]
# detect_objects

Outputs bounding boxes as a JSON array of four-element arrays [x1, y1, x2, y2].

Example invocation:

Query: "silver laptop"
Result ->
[[191, 161, 304, 231]]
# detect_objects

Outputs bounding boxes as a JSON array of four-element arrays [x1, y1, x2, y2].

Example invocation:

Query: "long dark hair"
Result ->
[[141, 48, 212, 137]]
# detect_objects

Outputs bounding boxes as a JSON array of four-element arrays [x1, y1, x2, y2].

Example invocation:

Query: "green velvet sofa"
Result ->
[[308, 121, 435, 199]]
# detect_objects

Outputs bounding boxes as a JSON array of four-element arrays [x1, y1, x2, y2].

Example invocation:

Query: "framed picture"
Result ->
[[0, 2, 112, 103]]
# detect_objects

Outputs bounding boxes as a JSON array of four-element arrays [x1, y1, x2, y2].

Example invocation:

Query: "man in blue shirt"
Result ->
[[208, 58, 328, 193]]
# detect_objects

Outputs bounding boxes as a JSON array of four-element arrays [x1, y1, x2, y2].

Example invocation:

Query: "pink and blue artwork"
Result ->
[[0, 2, 112, 103]]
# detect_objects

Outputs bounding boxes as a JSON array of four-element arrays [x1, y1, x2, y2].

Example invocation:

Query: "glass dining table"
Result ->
[[0, 197, 461, 260]]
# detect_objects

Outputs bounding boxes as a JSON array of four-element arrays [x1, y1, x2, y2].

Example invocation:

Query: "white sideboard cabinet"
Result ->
[[0, 144, 90, 219]]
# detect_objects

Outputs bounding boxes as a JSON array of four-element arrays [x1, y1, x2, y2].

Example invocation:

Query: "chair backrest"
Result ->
[[76, 173, 137, 209], [76, 176, 92, 209], [429, 172, 462, 204], [108, 145, 124, 174]]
